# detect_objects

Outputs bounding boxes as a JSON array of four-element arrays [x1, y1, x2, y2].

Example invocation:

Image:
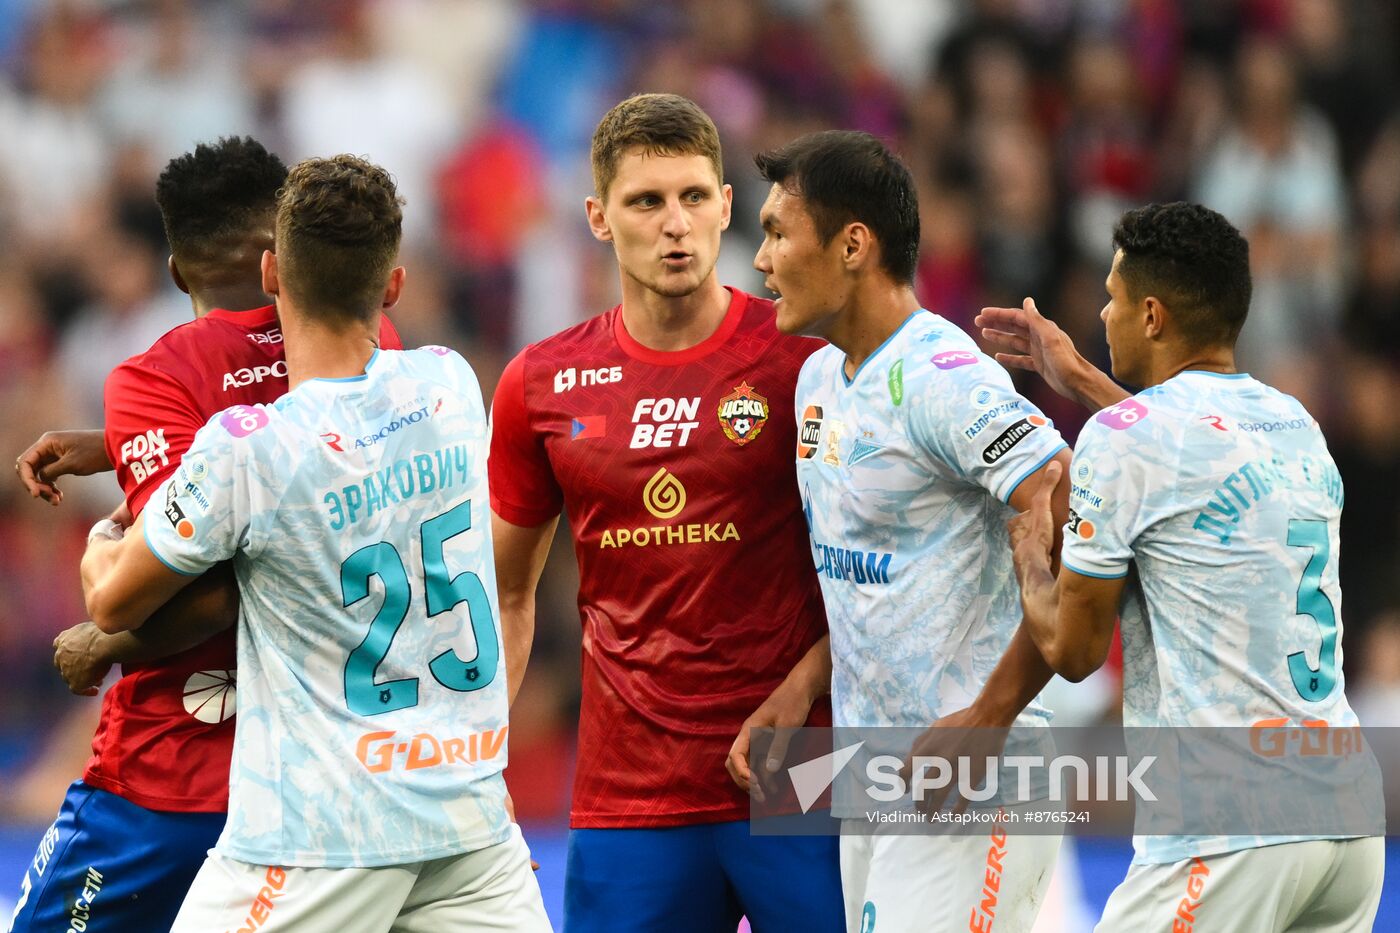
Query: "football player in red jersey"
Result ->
[[9, 137, 402, 933], [488, 94, 842, 932]]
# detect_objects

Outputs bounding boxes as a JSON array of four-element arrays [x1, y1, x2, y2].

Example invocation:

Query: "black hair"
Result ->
[[754, 130, 920, 283], [1112, 202, 1252, 346], [155, 136, 288, 259]]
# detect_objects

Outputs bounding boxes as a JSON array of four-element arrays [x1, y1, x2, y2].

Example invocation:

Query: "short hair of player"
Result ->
[[1112, 202, 1252, 346], [754, 130, 920, 284], [591, 93, 723, 200], [155, 136, 287, 263], [274, 155, 404, 325]]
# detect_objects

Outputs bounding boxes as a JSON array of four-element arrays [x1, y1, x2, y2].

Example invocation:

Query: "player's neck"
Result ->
[[280, 302, 382, 389], [832, 282, 922, 381], [1150, 344, 1238, 388], [618, 273, 730, 352], [189, 287, 272, 319]]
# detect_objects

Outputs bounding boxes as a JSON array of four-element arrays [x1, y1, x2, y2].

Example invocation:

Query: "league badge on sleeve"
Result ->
[[717, 382, 770, 446]]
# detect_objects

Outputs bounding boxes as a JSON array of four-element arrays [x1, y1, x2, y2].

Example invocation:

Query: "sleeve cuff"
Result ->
[[1060, 558, 1128, 580], [489, 493, 561, 528], [1000, 443, 1069, 503], [143, 521, 207, 577]]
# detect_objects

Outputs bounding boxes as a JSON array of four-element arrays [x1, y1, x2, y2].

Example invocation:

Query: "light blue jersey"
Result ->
[[1063, 371, 1367, 861], [145, 347, 510, 868], [795, 311, 1067, 729]]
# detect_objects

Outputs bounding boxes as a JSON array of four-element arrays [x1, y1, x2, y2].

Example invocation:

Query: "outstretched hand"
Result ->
[[976, 299, 1087, 402], [15, 429, 111, 505]]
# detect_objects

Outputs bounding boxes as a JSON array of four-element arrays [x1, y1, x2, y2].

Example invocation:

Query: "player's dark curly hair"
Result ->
[[754, 130, 920, 284], [275, 154, 404, 323], [1112, 202, 1252, 346], [155, 136, 287, 259]]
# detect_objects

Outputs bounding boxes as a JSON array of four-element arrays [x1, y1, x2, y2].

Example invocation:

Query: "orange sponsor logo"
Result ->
[[1250, 717, 1364, 758], [227, 865, 287, 933], [1171, 857, 1210, 932], [968, 811, 1008, 932], [355, 726, 508, 774]]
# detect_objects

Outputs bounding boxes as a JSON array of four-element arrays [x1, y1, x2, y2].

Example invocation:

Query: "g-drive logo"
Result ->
[[788, 742, 1157, 814]]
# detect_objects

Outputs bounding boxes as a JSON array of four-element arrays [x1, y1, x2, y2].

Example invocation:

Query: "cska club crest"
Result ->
[[717, 381, 770, 446]]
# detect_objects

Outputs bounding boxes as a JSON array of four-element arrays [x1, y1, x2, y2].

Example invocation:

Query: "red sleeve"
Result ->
[[379, 314, 403, 351], [104, 361, 205, 518], [488, 349, 563, 526]]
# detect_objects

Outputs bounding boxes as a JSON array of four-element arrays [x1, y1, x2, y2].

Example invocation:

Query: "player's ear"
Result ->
[[381, 266, 406, 310], [261, 250, 279, 297], [168, 255, 191, 295], [585, 196, 613, 243], [842, 222, 873, 272], [719, 183, 733, 232], [1142, 296, 1166, 340]]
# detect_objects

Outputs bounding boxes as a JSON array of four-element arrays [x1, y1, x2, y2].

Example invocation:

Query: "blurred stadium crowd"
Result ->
[[1, 0, 1399, 822]]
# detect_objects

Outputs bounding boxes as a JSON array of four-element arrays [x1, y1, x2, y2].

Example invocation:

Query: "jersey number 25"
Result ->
[[340, 499, 500, 715]]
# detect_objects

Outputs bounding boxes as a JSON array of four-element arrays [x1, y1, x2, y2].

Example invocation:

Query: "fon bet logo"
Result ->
[[717, 382, 770, 446], [643, 467, 686, 520]]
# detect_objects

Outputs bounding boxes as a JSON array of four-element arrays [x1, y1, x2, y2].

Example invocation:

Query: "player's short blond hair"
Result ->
[[590, 93, 723, 200]]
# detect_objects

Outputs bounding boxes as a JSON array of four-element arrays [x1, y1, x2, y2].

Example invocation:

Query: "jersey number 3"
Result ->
[[340, 499, 499, 715], [1287, 518, 1338, 702]]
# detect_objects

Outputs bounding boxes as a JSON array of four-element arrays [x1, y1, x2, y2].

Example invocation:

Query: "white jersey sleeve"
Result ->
[[904, 341, 1066, 503], [144, 405, 266, 574], [1059, 399, 1167, 580]]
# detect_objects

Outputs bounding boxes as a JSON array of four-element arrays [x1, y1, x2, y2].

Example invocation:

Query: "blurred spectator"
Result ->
[[1194, 37, 1347, 388], [55, 228, 188, 424], [0, 2, 111, 244], [96, 0, 257, 166], [278, 0, 458, 245], [1351, 612, 1400, 727]]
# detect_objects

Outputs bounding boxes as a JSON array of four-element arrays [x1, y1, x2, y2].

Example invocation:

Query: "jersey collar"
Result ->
[[612, 286, 747, 366]]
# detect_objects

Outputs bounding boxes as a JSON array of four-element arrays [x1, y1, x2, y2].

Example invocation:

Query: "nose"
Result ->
[[754, 240, 771, 273], [661, 198, 690, 239], [1100, 302, 1110, 323]]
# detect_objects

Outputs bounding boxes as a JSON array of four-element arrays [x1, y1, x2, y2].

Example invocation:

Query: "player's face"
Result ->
[[1101, 250, 1148, 385], [754, 183, 849, 337], [589, 150, 731, 299]]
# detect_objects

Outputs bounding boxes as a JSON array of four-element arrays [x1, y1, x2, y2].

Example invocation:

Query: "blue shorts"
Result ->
[[565, 821, 843, 933], [7, 781, 224, 933]]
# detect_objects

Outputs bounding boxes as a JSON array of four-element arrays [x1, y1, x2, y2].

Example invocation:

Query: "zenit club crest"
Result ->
[[717, 381, 770, 446]]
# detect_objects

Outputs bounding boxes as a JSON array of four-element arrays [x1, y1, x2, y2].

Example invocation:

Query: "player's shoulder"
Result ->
[[901, 312, 994, 376], [516, 311, 616, 366], [190, 402, 278, 460], [1078, 381, 1189, 456]]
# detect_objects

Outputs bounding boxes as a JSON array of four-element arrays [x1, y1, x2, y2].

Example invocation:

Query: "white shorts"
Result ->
[[839, 809, 1061, 933], [1096, 837, 1384, 933], [170, 823, 552, 932]]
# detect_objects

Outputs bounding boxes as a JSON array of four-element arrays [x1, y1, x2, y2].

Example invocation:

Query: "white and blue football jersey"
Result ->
[[1062, 371, 1368, 861], [794, 311, 1067, 729], [145, 347, 510, 868]]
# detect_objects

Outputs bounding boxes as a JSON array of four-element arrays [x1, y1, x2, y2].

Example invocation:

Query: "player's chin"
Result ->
[[650, 272, 705, 299]]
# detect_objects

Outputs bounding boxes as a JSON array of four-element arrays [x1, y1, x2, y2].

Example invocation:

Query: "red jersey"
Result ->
[[90, 305, 401, 812], [489, 288, 829, 827]]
